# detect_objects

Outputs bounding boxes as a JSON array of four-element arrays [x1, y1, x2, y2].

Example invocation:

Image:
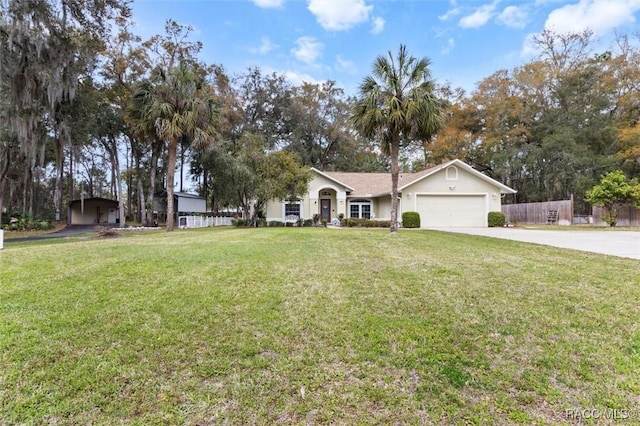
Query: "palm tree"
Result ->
[[352, 44, 442, 232], [135, 62, 219, 231]]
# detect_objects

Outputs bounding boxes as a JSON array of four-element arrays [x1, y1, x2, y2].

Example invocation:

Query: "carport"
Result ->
[[68, 197, 119, 225]]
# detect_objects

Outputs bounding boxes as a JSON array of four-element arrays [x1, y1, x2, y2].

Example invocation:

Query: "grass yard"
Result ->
[[1, 227, 639, 424]]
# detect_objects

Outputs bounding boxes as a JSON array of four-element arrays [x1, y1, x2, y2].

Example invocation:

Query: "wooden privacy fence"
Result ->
[[501, 200, 573, 225], [592, 206, 640, 227], [502, 199, 640, 226]]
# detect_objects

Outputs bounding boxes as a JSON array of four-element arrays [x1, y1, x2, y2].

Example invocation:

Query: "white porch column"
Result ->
[[337, 192, 347, 218]]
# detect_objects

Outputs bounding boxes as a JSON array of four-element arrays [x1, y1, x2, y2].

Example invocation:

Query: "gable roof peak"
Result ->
[[312, 159, 516, 196]]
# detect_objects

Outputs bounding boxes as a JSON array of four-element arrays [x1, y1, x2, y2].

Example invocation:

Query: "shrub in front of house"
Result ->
[[341, 218, 363, 227], [303, 219, 314, 227], [342, 218, 354, 227], [402, 211, 421, 228], [488, 211, 506, 227], [340, 218, 391, 228], [268, 220, 284, 227]]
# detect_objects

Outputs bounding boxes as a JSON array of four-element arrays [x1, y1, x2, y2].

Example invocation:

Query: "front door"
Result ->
[[321, 199, 331, 222]]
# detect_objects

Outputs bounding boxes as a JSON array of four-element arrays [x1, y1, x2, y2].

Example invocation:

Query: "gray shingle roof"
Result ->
[[317, 159, 516, 197], [324, 164, 441, 197]]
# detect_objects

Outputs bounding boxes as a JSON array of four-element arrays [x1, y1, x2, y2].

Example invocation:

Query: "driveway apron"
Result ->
[[428, 228, 640, 260]]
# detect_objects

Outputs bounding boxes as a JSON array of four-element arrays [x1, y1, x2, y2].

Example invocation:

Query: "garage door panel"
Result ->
[[416, 195, 486, 227]]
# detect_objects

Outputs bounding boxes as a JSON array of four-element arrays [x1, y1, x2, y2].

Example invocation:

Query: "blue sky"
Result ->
[[129, 0, 640, 95]]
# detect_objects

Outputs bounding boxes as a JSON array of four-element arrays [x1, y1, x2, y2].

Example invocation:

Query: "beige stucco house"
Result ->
[[265, 159, 516, 227]]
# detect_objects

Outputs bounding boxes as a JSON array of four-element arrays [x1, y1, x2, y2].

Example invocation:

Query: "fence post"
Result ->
[[570, 194, 574, 225]]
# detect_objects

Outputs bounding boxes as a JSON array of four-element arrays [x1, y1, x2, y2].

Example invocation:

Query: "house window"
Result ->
[[349, 200, 372, 219], [446, 166, 458, 180], [284, 202, 301, 218]]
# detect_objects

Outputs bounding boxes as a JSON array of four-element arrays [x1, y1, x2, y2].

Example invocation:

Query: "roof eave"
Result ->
[[399, 159, 517, 194], [310, 167, 355, 191]]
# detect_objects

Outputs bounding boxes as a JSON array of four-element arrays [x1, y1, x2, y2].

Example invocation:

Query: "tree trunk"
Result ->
[[422, 142, 430, 169], [166, 140, 178, 231], [127, 145, 133, 221], [239, 190, 250, 220], [67, 149, 74, 224], [179, 141, 184, 192], [389, 133, 400, 233], [202, 167, 208, 210], [144, 139, 162, 227], [0, 178, 5, 225], [53, 138, 64, 222], [22, 160, 34, 217], [110, 157, 117, 198], [137, 178, 146, 226], [105, 137, 126, 228], [0, 148, 9, 224], [132, 149, 145, 224], [116, 164, 125, 228]]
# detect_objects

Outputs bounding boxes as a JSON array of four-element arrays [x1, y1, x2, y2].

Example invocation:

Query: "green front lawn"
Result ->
[[1, 228, 638, 424]]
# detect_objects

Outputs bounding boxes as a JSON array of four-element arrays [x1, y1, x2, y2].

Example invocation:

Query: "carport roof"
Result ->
[[68, 197, 119, 207]]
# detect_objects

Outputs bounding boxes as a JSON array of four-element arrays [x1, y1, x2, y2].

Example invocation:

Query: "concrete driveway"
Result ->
[[428, 227, 640, 260], [3, 225, 109, 244]]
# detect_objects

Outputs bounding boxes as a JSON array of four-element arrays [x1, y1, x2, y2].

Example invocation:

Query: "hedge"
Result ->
[[402, 211, 421, 228], [488, 211, 506, 227]]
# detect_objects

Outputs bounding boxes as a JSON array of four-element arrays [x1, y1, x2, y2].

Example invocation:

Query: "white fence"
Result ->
[[178, 216, 233, 229]]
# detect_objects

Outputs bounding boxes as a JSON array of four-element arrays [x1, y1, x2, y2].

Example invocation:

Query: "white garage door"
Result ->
[[416, 195, 487, 227]]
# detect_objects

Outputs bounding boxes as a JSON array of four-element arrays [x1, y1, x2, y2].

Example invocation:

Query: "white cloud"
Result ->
[[459, 0, 499, 29], [544, 0, 640, 35], [371, 16, 385, 34], [441, 38, 455, 55], [520, 32, 539, 58], [291, 36, 324, 65], [335, 55, 358, 74], [439, 7, 461, 21], [252, 0, 285, 8], [497, 5, 528, 29], [283, 70, 321, 86], [260, 65, 321, 86], [250, 37, 277, 55], [307, 0, 373, 31], [534, 0, 567, 5]]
